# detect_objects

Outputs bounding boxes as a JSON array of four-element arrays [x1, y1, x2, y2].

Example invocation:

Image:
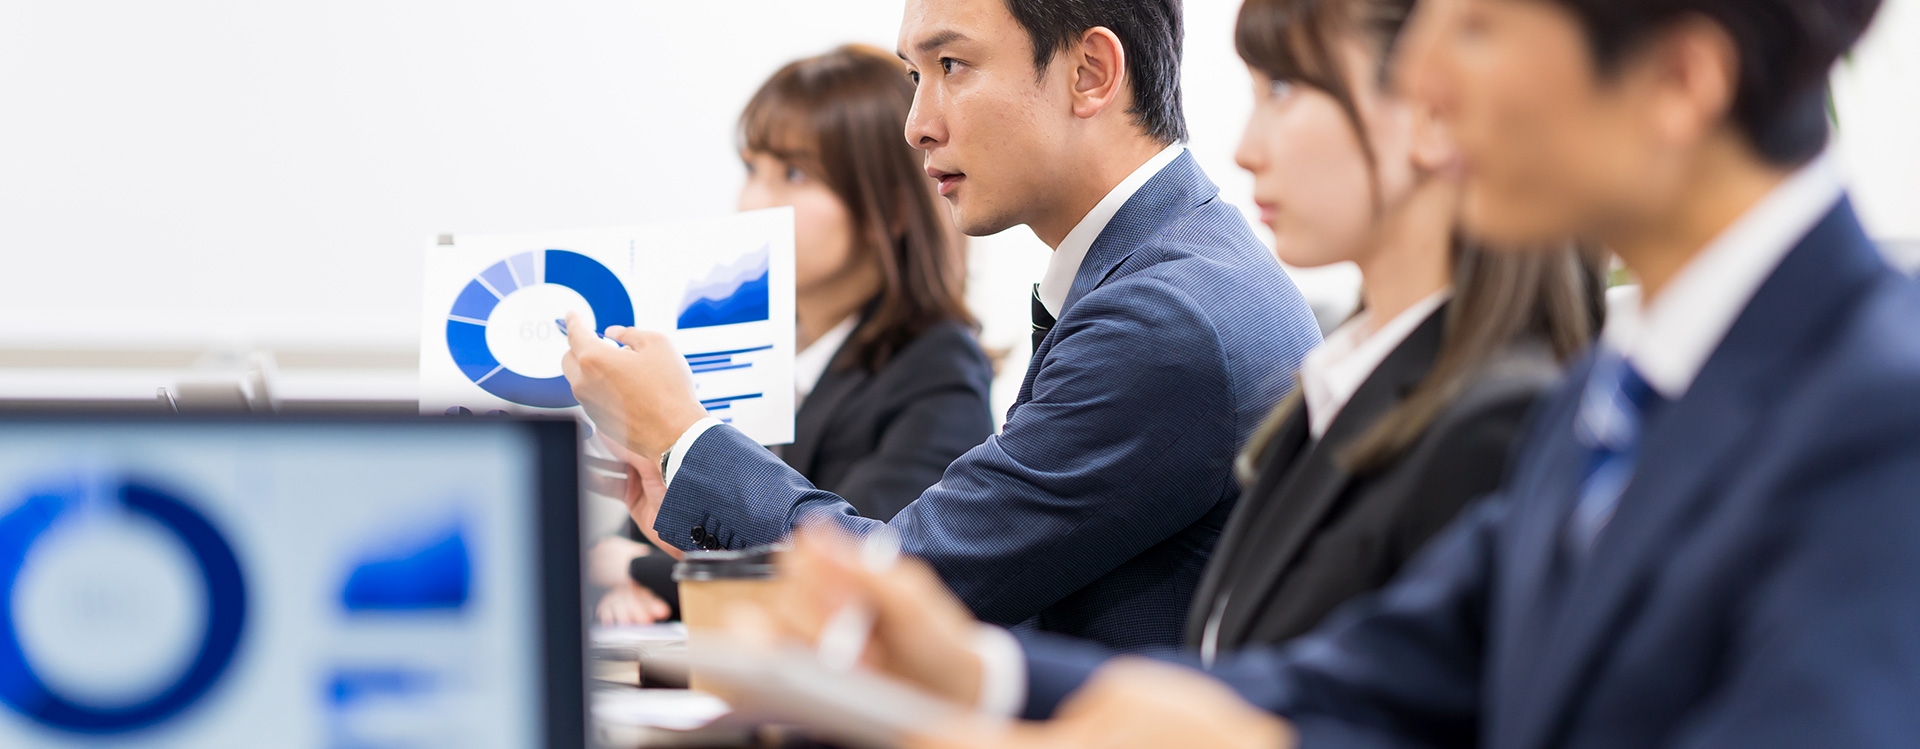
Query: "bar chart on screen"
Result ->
[[418, 208, 798, 447]]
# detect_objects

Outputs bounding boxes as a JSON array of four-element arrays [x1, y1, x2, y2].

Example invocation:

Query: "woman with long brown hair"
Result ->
[[1187, 0, 1603, 656], [589, 45, 994, 624]]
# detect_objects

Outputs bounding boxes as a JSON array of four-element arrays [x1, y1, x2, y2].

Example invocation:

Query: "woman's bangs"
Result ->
[[738, 85, 824, 172], [1235, 0, 1348, 92]]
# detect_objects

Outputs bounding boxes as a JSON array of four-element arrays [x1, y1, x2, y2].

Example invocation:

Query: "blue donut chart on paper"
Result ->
[[0, 478, 248, 734], [444, 249, 635, 409]]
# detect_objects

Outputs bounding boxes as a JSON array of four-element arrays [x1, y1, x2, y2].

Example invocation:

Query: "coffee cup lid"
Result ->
[[672, 545, 782, 582]]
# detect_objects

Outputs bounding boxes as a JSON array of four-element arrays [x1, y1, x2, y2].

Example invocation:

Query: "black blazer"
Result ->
[[626, 317, 995, 600], [1187, 306, 1562, 652], [782, 318, 996, 520]]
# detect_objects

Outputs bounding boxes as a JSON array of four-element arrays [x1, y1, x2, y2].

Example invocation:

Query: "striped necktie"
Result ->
[[1567, 351, 1665, 553], [1031, 283, 1056, 352]]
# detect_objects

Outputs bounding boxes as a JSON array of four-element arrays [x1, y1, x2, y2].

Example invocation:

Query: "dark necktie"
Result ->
[[1566, 350, 1665, 554], [1031, 283, 1056, 352]]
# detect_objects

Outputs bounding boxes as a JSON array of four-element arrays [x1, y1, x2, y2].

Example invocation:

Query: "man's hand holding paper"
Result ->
[[559, 310, 709, 462], [560, 309, 709, 546]]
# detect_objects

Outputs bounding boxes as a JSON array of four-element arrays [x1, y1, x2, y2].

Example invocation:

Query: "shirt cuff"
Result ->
[[662, 417, 725, 487], [970, 625, 1027, 719]]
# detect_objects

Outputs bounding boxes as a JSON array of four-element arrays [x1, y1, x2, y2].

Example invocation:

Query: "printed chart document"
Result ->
[[419, 208, 797, 446]]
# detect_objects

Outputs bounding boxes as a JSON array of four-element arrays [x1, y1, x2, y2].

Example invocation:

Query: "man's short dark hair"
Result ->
[[1003, 0, 1188, 144], [1546, 0, 1882, 166]]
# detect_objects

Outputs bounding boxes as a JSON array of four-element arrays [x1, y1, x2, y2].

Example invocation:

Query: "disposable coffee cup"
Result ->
[[673, 546, 783, 693]]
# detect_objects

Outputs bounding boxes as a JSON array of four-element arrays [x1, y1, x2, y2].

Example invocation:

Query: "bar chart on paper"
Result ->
[[418, 208, 797, 446]]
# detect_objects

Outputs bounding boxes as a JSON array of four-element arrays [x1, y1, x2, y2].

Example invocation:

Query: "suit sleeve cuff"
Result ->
[[971, 625, 1027, 719], [662, 417, 725, 487]]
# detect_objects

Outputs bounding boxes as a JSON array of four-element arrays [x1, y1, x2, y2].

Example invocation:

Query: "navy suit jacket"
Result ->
[[1023, 199, 1920, 745], [655, 152, 1322, 651]]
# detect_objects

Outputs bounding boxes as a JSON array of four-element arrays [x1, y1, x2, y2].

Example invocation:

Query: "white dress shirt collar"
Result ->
[[1035, 143, 1187, 318], [793, 314, 859, 403], [1603, 154, 1844, 399], [1299, 289, 1452, 439]]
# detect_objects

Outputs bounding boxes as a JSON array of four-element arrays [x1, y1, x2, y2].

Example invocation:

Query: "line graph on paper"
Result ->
[[677, 244, 771, 330]]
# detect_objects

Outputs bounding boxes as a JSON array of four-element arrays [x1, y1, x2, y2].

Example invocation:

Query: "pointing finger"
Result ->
[[607, 325, 649, 349], [564, 311, 597, 353]]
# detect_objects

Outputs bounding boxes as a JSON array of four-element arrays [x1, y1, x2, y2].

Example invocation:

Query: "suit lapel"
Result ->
[[1487, 365, 1591, 739], [1503, 199, 1885, 749], [1215, 310, 1446, 647], [1024, 151, 1219, 402], [1059, 151, 1217, 320], [1187, 402, 1310, 645]]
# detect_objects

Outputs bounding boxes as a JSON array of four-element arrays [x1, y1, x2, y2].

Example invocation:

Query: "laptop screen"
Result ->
[[0, 416, 583, 748]]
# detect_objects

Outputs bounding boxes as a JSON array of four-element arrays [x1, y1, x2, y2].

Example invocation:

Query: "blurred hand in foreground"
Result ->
[[909, 658, 1296, 749], [559, 311, 708, 462], [747, 526, 989, 706], [596, 579, 672, 625], [587, 535, 652, 590]]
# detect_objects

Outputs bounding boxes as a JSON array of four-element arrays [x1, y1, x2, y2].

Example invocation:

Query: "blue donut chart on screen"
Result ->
[[444, 249, 635, 409], [0, 478, 247, 734]]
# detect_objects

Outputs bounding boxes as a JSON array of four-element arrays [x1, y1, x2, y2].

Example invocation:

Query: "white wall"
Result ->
[[0, 0, 1914, 404], [0, 0, 1360, 351], [1834, 0, 1920, 244], [0, 0, 906, 352]]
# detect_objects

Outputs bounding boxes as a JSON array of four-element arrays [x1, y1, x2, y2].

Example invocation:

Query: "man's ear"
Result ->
[[1639, 15, 1740, 152], [1069, 26, 1129, 121]]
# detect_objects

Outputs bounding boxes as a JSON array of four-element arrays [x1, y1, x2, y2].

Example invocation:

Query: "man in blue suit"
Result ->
[[738, 0, 1920, 745], [560, 0, 1320, 653]]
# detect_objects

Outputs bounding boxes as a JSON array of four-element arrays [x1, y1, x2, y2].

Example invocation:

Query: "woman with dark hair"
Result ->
[[589, 45, 994, 624], [1190, 0, 1604, 655]]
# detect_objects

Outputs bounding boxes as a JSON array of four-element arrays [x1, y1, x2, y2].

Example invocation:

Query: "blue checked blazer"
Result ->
[[1021, 199, 1920, 745], [654, 151, 1322, 651]]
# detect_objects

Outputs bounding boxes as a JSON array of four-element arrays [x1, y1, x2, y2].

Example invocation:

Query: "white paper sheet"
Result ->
[[590, 688, 730, 731], [591, 622, 689, 648], [419, 209, 798, 446]]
